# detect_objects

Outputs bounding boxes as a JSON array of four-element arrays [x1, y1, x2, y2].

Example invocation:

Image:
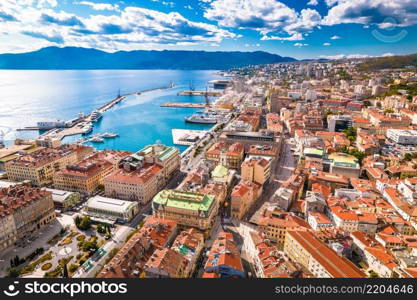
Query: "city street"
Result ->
[[73, 205, 149, 278], [244, 139, 295, 221]]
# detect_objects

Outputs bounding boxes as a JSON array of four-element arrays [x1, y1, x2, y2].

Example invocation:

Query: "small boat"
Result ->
[[81, 123, 93, 135], [89, 137, 104, 143], [90, 110, 102, 122], [101, 132, 119, 138]]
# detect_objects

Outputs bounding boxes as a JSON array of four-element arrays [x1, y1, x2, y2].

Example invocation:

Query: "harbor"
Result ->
[[21, 83, 174, 141], [172, 129, 208, 146]]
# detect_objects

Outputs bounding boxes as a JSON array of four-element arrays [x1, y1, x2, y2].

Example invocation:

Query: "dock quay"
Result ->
[[38, 83, 173, 140], [178, 90, 222, 96], [172, 129, 208, 146], [95, 84, 173, 115], [161, 102, 209, 108]]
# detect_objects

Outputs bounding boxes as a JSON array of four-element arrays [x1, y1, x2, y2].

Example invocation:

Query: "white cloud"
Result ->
[[204, 0, 321, 40], [36, 0, 57, 8], [261, 33, 304, 41], [330, 35, 341, 39], [382, 52, 395, 57], [244, 43, 261, 47], [76, 1, 120, 11], [323, 0, 417, 28], [149, 0, 175, 8], [323, 42, 331, 46], [294, 43, 309, 47], [0, 2, 239, 53], [319, 53, 397, 59], [307, 0, 319, 6]]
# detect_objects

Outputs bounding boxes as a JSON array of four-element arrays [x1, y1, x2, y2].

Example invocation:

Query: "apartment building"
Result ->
[[351, 231, 401, 278], [97, 217, 177, 278], [246, 231, 310, 278], [241, 156, 272, 185], [53, 150, 130, 195], [171, 228, 205, 276], [258, 209, 310, 248], [103, 144, 180, 205], [121, 144, 180, 182], [284, 230, 365, 278], [0, 185, 55, 253], [205, 142, 244, 169], [231, 180, 262, 219], [387, 129, 417, 145], [144, 248, 189, 278], [383, 187, 417, 222], [266, 113, 284, 134], [105, 164, 163, 205], [5, 145, 80, 186], [203, 232, 245, 278]]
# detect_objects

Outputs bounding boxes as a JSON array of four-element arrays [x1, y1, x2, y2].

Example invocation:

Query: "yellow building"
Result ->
[[105, 164, 163, 205], [241, 156, 272, 185], [230, 180, 262, 219], [5, 145, 79, 186], [53, 150, 130, 195], [152, 190, 218, 231], [104, 144, 180, 204], [205, 142, 244, 169], [284, 230, 365, 278], [258, 209, 309, 248]]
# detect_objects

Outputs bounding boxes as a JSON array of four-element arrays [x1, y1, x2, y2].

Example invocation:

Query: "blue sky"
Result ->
[[0, 0, 416, 59]]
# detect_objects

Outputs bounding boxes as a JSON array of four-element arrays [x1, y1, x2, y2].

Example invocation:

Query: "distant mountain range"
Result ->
[[358, 53, 417, 71], [0, 47, 296, 70]]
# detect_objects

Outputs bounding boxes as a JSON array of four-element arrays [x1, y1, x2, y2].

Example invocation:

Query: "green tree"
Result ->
[[404, 152, 417, 161], [62, 263, 69, 278], [76, 216, 92, 231], [68, 264, 78, 273], [342, 127, 357, 143], [340, 146, 366, 164], [7, 267, 20, 278], [82, 241, 98, 253], [97, 224, 105, 234]]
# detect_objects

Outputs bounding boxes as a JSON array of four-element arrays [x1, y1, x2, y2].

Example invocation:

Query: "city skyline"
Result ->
[[0, 0, 416, 59]]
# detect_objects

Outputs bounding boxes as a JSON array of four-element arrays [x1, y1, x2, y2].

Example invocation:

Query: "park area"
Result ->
[[7, 216, 111, 278]]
